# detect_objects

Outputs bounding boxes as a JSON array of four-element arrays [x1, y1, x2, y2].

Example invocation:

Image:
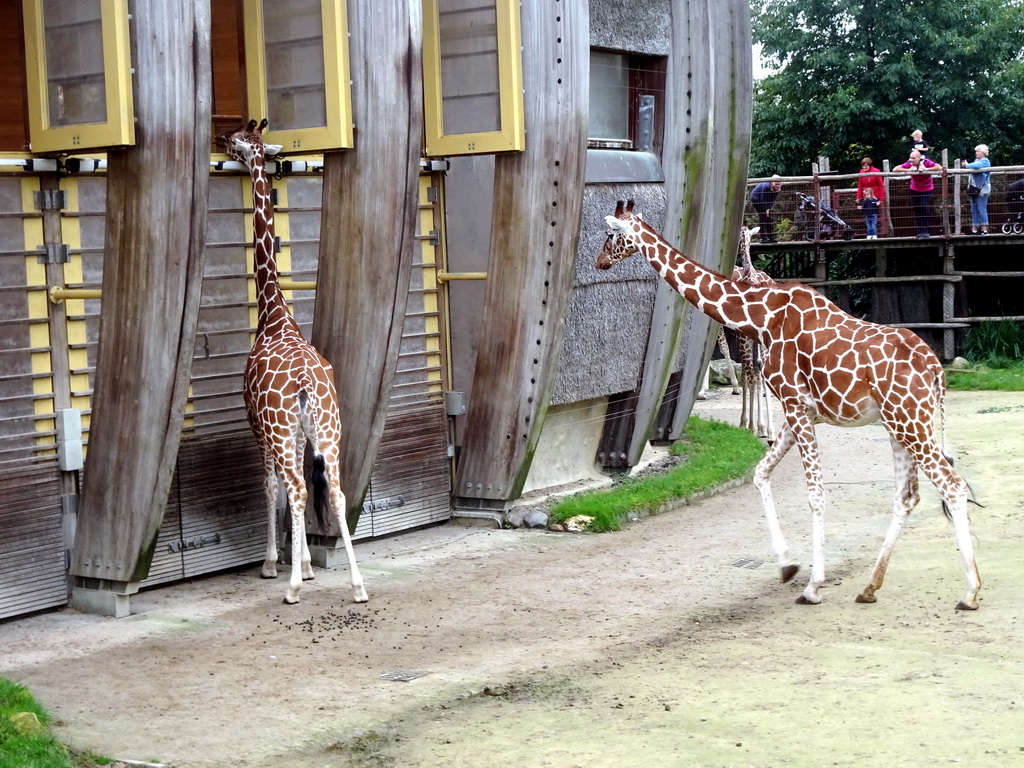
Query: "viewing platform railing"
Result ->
[[746, 157, 1024, 245]]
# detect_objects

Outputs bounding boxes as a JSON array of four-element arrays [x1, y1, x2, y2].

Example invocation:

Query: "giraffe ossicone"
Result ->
[[598, 199, 981, 610], [222, 118, 367, 606]]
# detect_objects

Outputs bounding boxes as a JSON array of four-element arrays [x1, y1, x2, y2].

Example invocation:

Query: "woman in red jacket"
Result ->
[[856, 158, 886, 238]]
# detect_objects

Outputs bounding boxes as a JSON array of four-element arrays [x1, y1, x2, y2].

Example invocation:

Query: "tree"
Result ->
[[750, 0, 1024, 176]]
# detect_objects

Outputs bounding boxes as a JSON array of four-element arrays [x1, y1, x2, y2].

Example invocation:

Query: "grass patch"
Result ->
[[549, 416, 766, 533], [946, 360, 1024, 391], [0, 678, 111, 768]]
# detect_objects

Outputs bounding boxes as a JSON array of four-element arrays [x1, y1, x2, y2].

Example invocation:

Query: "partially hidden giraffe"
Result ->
[[223, 119, 367, 605], [733, 226, 775, 440], [597, 200, 981, 610]]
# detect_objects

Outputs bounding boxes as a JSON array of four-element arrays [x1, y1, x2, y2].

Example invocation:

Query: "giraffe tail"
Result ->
[[310, 453, 331, 535], [933, 363, 985, 519]]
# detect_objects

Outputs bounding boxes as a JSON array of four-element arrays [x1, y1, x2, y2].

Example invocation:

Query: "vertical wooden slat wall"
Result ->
[[312, 0, 424, 531], [453, 0, 589, 508], [70, 1, 212, 594]]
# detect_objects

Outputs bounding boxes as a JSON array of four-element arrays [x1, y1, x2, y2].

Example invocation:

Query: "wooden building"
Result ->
[[0, 0, 752, 619]]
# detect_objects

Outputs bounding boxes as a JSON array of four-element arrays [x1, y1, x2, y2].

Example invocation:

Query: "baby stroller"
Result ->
[[1002, 179, 1024, 234], [793, 193, 853, 241]]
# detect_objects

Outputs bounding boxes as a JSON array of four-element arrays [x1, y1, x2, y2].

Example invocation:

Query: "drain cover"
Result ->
[[731, 558, 766, 569], [379, 670, 430, 682]]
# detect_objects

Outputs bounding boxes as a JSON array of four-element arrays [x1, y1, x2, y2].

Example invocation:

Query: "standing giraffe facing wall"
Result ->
[[597, 200, 980, 610], [222, 120, 367, 605]]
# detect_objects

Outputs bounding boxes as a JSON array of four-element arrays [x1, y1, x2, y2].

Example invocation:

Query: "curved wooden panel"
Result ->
[[627, 0, 754, 459], [454, 0, 588, 506], [312, 1, 423, 530], [71, 0, 211, 584]]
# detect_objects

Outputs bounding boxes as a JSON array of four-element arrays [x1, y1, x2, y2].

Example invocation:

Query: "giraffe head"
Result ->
[[596, 199, 645, 270], [219, 119, 282, 166]]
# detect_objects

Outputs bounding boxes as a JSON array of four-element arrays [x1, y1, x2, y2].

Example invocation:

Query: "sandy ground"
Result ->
[[2, 390, 1023, 768]]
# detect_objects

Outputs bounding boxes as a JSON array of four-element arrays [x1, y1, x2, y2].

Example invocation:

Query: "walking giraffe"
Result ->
[[222, 119, 367, 605], [597, 200, 980, 610]]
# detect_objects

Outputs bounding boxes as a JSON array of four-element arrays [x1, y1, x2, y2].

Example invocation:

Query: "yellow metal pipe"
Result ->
[[49, 286, 103, 303], [278, 279, 317, 291], [436, 271, 487, 283]]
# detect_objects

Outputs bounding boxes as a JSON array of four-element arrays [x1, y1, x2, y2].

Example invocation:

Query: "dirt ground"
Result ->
[[2, 390, 1023, 768]]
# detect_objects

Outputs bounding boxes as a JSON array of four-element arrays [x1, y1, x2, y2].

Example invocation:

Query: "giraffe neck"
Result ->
[[248, 157, 290, 332], [633, 225, 764, 337]]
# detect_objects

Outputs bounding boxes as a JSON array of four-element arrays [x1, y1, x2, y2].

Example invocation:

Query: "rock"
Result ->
[[504, 508, 527, 528], [523, 509, 549, 529], [10, 711, 45, 736], [708, 359, 741, 385], [949, 356, 970, 370], [563, 515, 594, 533]]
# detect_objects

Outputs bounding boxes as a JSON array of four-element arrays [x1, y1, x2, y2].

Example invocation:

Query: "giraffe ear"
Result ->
[[605, 215, 628, 232], [748, 226, 760, 237], [265, 144, 283, 157]]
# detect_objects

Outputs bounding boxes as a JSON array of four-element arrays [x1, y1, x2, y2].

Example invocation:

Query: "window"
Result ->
[[22, 0, 135, 153], [588, 50, 666, 155], [422, 0, 524, 157], [242, 0, 353, 152]]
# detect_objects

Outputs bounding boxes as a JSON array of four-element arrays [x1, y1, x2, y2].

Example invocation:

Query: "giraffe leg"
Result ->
[[328, 474, 368, 603], [857, 435, 919, 604], [914, 448, 981, 610], [279, 468, 308, 604], [787, 416, 827, 605], [259, 454, 280, 579], [752, 421, 799, 584]]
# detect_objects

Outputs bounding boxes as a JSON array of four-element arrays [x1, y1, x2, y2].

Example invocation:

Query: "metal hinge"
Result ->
[[34, 189, 67, 211], [37, 244, 71, 264], [414, 230, 440, 246], [426, 185, 439, 203]]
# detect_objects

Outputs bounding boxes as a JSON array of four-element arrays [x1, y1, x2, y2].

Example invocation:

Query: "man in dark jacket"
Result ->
[[751, 176, 782, 243]]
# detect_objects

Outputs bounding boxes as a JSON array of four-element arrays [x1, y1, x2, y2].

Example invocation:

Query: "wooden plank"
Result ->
[[664, 0, 754, 442], [312, 1, 423, 531], [454, 0, 588, 506], [70, 2, 212, 585]]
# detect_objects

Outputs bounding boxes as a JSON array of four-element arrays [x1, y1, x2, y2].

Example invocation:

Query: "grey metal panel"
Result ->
[[361, 403, 451, 539], [0, 465, 67, 619]]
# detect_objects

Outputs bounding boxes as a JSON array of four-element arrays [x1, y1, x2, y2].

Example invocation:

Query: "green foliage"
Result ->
[[0, 678, 71, 768], [0, 679, 111, 768], [549, 417, 766, 533], [750, 0, 1024, 176], [963, 320, 1024, 366], [946, 361, 1024, 391]]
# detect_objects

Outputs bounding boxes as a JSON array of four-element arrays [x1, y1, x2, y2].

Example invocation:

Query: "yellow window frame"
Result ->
[[22, 0, 135, 154], [242, 0, 353, 153], [422, 0, 524, 157]]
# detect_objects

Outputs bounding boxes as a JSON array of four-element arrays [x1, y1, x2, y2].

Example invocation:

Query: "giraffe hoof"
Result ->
[[283, 594, 300, 605], [955, 600, 979, 611], [260, 571, 278, 580], [855, 593, 876, 604], [780, 564, 799, 583], [795, 594, 821, 605]]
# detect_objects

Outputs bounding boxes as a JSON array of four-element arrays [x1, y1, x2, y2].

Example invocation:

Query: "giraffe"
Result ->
[[222, 119, 367, 605], [733, 226, 775, 440], [597, 200, 981, 610]]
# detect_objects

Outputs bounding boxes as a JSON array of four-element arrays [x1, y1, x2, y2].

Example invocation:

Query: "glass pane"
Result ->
[[589, 51, 629, 140], [438, 1, 500, 135], [42, 0, 107, 127], [262, 0, 327, 131]]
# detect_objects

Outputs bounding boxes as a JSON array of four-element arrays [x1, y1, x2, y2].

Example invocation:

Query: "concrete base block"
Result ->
[[71, 587, 134, 618], [308, 539, 343, 569]]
